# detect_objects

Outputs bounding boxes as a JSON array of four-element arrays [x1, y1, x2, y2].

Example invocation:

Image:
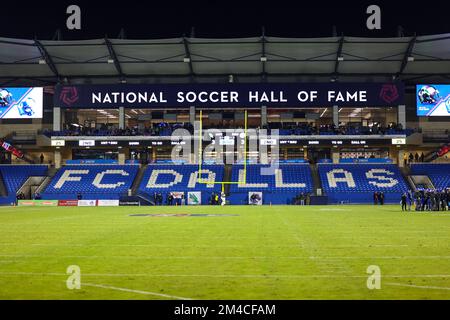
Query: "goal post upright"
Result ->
[[197, 109, 247, 185]]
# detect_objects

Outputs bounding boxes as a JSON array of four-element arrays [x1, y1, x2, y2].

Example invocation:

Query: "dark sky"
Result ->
[[1, 0, 449, 39]]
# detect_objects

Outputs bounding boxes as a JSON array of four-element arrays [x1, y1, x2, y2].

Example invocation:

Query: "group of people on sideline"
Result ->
[[373, 192, 385, 205], [401, 188, 450, 212]]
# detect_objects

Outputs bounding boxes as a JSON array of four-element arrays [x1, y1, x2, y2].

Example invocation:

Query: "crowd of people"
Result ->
[[42, 121, 412, 137], [403, 152, 426, 165], [401, 189, 450, 212], [43, 122, 195, 137]]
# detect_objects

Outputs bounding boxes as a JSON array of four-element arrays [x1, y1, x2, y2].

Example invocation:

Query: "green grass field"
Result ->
[[0, 205, 449, 300]]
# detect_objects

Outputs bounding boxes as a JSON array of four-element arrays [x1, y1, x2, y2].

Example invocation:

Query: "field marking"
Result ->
[[0, 243, 409, 249], [1, 271, 450, 279], [385, 282, 450, 291], [2, 254, 450, 260], [81, 282, 192, 300]]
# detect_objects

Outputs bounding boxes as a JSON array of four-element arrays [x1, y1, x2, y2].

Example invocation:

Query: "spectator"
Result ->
[[39, 153, 44, 164]]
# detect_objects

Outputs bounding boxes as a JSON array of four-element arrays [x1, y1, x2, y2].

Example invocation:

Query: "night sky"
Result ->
[[1, 0, 449, 40]]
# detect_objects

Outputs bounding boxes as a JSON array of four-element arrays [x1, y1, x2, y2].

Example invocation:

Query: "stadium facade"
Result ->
[[0, 34, 449, 206]]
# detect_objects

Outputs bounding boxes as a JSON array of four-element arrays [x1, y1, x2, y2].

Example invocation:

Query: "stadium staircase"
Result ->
[[309, 164, 322, 195], [33, 167, 59, 197], [0, 174, 7, 197], [223, 164, 233, 195], [131, 164, 148, 195]]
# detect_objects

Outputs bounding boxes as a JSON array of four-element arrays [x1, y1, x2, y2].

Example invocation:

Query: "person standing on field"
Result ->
[[401, 193, 407, 211]]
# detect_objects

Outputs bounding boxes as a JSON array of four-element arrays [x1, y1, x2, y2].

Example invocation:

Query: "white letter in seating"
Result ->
[[54, 170, 89, 189], [366, 169, 398, 188], [275, 168, 306, 188], [92, 170, 129, 189], [188, 170, 216, 188], [237, 169, 268, 188], [146, 169, 183, 188], [326, 169, 356, 188]]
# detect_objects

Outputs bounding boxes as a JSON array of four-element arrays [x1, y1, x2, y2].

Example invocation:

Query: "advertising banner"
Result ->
[[18, 200, 58, 206], [97, 200, 120, 207], [416, 84, 450, 116], [77, 200, 97, 207], [119, 201, 140, 206], [58, 200, 79, 206], [55, 83, 404, 108], [248, 192, 263, 205], [0, 87, 43, 119], [187, 192, 201, 205]]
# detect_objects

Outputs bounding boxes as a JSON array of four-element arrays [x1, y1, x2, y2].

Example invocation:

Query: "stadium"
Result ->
[[0, 29, 450, 302]]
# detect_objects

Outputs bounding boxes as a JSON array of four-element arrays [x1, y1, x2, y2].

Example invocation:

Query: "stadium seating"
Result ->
[[42, 165, 139, 200], [0, 164, 48, 194], [410, 164, 450, 190], [138, 164, 224, 203], [318, 164, 408, 204], [0, 165, 48, 205], [229, 164, 313, 205]]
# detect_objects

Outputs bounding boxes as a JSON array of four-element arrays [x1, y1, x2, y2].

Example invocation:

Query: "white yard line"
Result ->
[[81, 282, 192, 300], [0, 254, 448, 260], [385, 282, 450, 291]]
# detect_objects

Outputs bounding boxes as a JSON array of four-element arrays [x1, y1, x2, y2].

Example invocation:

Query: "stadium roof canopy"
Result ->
[[0, 34, 449, 86]]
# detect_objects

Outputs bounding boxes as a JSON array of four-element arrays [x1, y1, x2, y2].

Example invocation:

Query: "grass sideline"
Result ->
[[0, 205, 450, 299]]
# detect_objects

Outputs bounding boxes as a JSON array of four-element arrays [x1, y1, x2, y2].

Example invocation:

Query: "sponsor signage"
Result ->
[[97, 200, 120, 206], [78, 200, 97, 207], [248, 192, 263, 205], [55, 83, 404, 108], [119, 201, 140, 206], [18, 200, 58, 206], [187, 192, 201, 205], [58, 200, 79, 206]]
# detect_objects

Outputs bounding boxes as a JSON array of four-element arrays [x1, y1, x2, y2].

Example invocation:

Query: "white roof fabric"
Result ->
[[0, 34, 449, 85]]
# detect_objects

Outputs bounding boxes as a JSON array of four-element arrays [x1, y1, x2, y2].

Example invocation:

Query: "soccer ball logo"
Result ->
[[418, 85, 440, 104]]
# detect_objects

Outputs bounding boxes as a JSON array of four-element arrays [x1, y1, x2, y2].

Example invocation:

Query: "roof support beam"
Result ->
[[397, 36, 417, 77], [333, 36, 345, 77], [34, 39, 60, 80], [261, 27, 267, 79], [182, 37, 195, 77], [105, 37, 125, 80]]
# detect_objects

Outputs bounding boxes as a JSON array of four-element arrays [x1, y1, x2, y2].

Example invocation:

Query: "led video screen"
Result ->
[[0, 87, 43, 119], [416, 84, 450, 116]]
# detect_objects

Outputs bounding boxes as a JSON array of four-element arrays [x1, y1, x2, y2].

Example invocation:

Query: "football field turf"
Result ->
[[0, 205, 449, 300]]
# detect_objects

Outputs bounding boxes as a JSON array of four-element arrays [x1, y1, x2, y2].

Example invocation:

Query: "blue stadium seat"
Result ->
[[0, 165, 48, 195], [410, 164, 450, 190], [138, 164, 224, 203], [229, 164, 313, 205], [318, 164, 408, 204], [42, 165, 139, 200]]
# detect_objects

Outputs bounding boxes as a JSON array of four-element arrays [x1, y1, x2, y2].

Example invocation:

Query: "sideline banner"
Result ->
[[55, 83, 404, 108], [187, 192, 201, 205], [77, 200, 97, 207], [248, 192, 263, 205], [18, 200, 58, 206], [97, 200, 119, 207], [58, 200, 78, 206]]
